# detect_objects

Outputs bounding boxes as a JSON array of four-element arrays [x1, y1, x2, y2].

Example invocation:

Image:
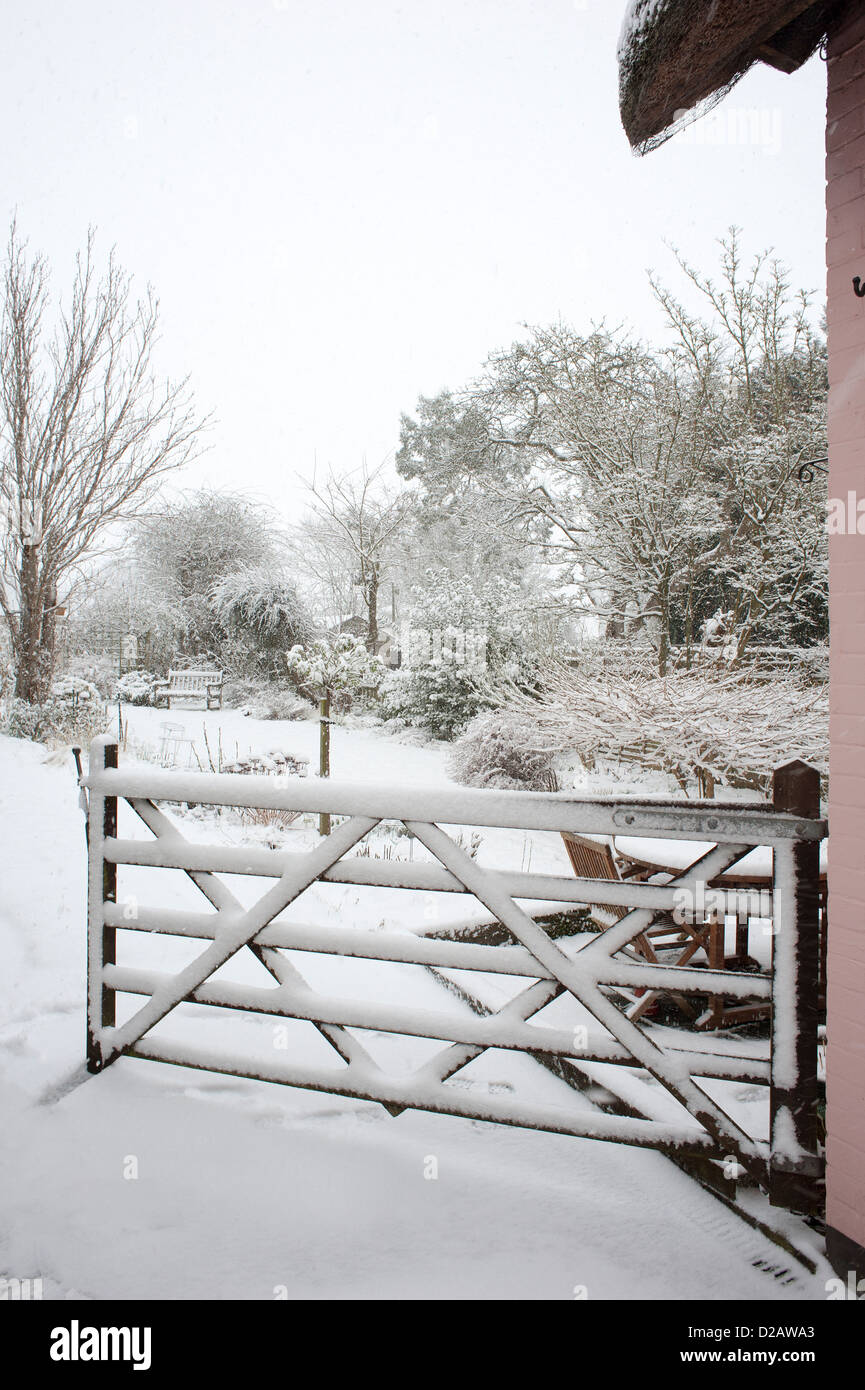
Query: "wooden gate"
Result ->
[[83, 736, 826, 1213]]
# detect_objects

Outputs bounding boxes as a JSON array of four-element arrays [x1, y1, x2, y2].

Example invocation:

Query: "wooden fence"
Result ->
[[83, 737, 826, 1213]]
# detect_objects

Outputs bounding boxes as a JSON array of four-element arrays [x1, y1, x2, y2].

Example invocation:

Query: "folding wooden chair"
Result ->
[[561, 832, 643, 932], [559, 831, 702, 1022]]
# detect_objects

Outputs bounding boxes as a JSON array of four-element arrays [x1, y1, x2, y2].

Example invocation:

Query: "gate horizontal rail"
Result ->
[[103, 904, 771, 1001], [102, 963, 769, 1080], [83, 736, 826, 1213], [101, 902, 771, 997], [104, 837, 773, 915], [90, 762, 823, 841], [126, 1034, 723, 1153]]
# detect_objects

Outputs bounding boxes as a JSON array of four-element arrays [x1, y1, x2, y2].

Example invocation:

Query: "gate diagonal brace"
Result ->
[[415, 976, 566, 1087], [577, 840, 763, 1027], [92, 808, 379, 1073], [125, 798, 396, 1102], [414, 844, 762, 1088], [579, 841, 757, 962], [406, 820, 769, 1188]]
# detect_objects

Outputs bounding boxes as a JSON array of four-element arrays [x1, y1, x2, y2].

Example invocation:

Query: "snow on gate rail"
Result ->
[[83, 735, 826, 1213]]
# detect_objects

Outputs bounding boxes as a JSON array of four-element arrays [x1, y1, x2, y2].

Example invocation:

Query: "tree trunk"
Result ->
[[13, 548, 56, 703], [657, 579, 671, 676], [365, 567, 379, 651], [684, 589, 693, 670], [658, 625, 669, 677]]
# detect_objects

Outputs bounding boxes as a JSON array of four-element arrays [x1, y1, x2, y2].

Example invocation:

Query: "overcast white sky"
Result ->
[[2, 0, 828, 518]]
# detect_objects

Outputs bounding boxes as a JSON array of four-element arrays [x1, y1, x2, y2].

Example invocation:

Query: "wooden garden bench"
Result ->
[[155, 669, 224, 710]]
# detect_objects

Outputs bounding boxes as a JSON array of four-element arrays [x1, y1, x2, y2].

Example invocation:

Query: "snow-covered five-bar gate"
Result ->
[[84, 736, 826, 1213]]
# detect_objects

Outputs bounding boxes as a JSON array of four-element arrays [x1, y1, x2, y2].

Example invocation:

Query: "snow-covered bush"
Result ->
[[449, 708, 558, 790], [216, 677, 309, 720], [50, 676, 100, 709], [1, 695, 109, 747], [498, 662, 828, 796], [114, 670, 161, 706], [60, 654, 120, 700], [246, 691, 313, 721], [211, 569, 312, 680], [220, 748, 310, 836], [221, 750, 309, 778], [2, 699, 58, 742], [286, 635, 385, 711], [382, 661, 497, 742], [383, 572, 535, 740]]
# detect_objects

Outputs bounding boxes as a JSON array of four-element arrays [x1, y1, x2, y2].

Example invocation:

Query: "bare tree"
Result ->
[[297, 461, 410, 648], [470, 324, 719, 673], [650, 228, 828, 658], [0, 222, 206, 701], [461, 234, 827, 670]]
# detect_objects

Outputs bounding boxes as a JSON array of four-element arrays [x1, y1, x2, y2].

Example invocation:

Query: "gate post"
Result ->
[[319, 693, 331, 837], [769, 760, 823, 1212], [87, 737, 118, 1073]]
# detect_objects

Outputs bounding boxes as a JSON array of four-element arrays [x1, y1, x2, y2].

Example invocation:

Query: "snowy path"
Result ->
[[0, 728, 833, 1301]]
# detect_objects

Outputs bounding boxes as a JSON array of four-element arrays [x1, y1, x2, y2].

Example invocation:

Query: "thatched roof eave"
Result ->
[[618, 0, 845, 153]]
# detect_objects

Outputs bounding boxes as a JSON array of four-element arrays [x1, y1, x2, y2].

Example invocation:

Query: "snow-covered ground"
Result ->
[[0, 711, 834, 1300]]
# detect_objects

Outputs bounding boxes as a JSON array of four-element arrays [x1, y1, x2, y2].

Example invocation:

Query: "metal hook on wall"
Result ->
[[797, 456, 829, 483]]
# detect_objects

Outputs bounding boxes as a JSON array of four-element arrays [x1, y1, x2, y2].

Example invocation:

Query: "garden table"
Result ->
[[612, 836, 828, 886], [612, 835, 828, 1025]]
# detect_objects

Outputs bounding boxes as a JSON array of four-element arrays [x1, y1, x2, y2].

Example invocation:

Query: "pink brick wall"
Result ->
[[827, 4, 865, 1252]]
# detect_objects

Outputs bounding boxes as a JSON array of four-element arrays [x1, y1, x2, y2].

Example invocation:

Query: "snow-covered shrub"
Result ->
[[383, 572, 535, 740], [114, 670, 161, 706], [211, 569, 312, 680], [221, 749, 310, 835], [217, 675, 315, 720], [245, 690, 314, 721], [220, 677, 250, 708], [1, 695, 109, 747], [449, 708, 558, 790], [2, 699, 58, 742], [286, 634, 385, 711], [222, 749, 309, 778], [499, 662, 828, 796], [61, 654, 120, 700], [50, 676, 100, 709], [382, 661, 497, 742], [211, 569, 310, 640]]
